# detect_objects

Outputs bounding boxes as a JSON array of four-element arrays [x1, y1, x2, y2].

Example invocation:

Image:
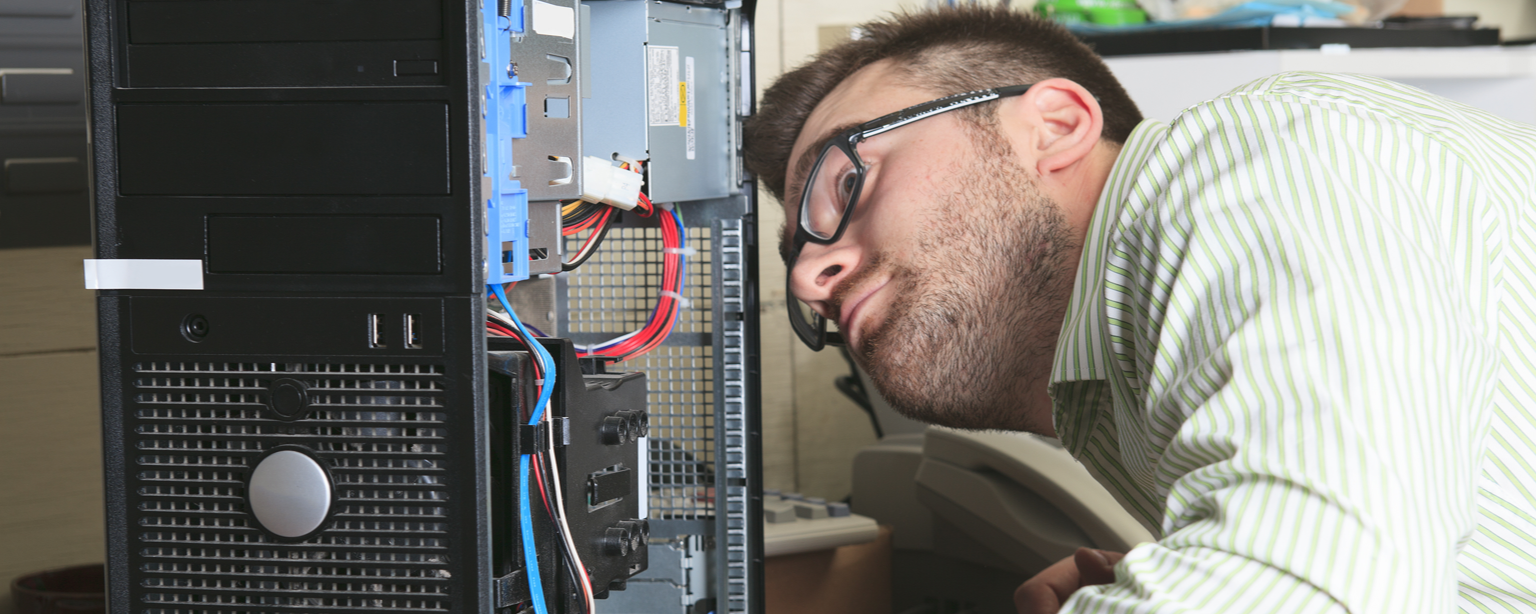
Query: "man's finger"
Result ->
[[1074, 548, 1125, 586], [1014, 555, 1082, 614]]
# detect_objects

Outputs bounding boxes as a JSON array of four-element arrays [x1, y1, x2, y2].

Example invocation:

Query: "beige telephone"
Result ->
[[848, 365, 1155, 613], [913, 428, 1155, 573]]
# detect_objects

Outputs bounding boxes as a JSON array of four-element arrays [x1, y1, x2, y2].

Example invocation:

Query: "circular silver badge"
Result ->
[[248, 450, 332, 538]]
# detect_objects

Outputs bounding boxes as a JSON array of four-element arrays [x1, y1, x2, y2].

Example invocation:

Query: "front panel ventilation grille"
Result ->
[[129, 362, 453, 614]]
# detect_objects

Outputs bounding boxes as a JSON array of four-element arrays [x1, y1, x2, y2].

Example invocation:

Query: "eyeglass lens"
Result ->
[[800, 143, 860, 241], [785, 268, 826, 348], [794, 296, 822, 330]]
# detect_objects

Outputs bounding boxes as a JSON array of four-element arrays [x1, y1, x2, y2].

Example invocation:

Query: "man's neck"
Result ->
[[1049, 140, 1121, 251]]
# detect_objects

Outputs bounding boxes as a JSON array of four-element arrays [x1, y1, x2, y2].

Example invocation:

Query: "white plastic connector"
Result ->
[[580, 156, 643, 210]]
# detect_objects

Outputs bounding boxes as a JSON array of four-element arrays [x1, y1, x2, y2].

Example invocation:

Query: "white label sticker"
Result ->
[[647, 45, 680, 126], [531, 0, 575, 39], [637, 435, 649, 519], [84, 259, 204, 290], [685, 56, 696, 160]]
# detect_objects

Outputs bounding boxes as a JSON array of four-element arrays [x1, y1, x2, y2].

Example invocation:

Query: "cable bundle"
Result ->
[[575, 193, 687, 363], [561, 163, 655, 272], [483, 165, 684, 610], [486, 296, 548, 338], [560, 201, 613, 272], [487, 285, 598, 614]]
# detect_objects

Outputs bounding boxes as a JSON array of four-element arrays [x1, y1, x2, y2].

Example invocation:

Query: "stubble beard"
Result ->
[[852, 134, 1079, 433]]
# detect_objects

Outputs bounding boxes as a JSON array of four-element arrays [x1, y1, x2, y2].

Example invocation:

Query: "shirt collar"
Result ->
[[1048, 119, 1169, 389]]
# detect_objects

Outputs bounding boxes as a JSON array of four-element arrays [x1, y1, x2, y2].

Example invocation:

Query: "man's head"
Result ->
[[744, 7, 1140, 434]]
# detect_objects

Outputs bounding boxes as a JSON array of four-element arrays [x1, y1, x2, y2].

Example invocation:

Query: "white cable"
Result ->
[[487, 308, 515, 329], [545, 420, 596, 614], [568, 225, 607, 265], [574, 327, 642, 353]]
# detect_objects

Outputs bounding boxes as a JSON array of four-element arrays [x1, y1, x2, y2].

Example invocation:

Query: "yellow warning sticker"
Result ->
[[678, 83, 688, 127]]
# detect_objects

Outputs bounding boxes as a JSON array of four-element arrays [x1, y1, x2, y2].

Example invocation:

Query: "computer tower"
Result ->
[[83, 1, 762, 612]]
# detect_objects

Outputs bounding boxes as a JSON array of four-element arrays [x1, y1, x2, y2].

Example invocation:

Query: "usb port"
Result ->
[[405, 314, 422, 349], [369, 314, 386, 348]]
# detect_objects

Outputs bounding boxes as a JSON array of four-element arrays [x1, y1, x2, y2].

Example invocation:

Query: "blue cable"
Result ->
[[516, 455, 547, 613], [491, 283, 557, 614], [667, 208, 688, 335], [492, 283, 556, 419], [672, 207, 687, 306]]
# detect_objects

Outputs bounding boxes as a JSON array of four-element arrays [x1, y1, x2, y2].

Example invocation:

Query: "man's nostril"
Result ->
[[822, 264, 843, 278]]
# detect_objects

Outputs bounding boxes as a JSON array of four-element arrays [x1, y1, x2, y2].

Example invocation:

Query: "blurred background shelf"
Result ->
[[1080, 24, 1501, 56]]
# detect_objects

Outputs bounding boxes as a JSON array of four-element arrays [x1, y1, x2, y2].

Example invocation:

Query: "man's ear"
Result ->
[[1001, 78, 1104, 178]]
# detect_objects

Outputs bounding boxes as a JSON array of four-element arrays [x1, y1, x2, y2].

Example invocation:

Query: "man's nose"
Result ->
[[788, 242, 862, 320]]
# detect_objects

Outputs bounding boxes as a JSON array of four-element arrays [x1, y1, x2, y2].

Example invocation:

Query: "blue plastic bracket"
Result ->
[[484, 2, 532, 284]]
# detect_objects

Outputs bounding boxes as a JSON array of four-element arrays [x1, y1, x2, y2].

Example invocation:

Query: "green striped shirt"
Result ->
[[1050, 72, 1536, 613]]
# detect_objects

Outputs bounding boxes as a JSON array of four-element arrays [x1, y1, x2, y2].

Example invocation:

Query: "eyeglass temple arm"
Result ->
[[857, 84, 1036, 140]]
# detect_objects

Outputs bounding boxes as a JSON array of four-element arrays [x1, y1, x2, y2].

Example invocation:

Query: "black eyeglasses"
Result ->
[[787, 84, 1036, 351]]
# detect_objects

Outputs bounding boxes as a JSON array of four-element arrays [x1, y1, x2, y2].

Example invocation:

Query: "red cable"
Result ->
[[586, 206, 681, 360], [529, 451, 555, 517], [610, 212, 677, 357]]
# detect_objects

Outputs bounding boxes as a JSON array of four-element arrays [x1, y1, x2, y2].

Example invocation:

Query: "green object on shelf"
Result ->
[[1034, 0, 1080, 23], [1047, 9, 1088, 24], [1036, 0, 1147, 26], [1088, 7, 1148, 25]]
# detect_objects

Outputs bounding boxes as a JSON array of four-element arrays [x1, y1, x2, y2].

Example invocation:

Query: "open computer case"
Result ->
[[83, 1, 762, 612]]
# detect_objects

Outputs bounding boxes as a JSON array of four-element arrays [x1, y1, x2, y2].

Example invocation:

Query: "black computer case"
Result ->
[[84, 1, 762, 612]]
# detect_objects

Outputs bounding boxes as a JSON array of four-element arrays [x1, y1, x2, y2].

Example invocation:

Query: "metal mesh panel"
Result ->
[[634, 345, 714, 519], [566, 225, 713, 334], [562, 224, 716, 519]]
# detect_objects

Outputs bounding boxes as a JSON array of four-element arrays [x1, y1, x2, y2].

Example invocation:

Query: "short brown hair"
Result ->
[[745, 6, 1142, 203]]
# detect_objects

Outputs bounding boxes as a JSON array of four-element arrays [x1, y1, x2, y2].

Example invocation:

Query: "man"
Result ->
[[744, 6, 1536, 614]]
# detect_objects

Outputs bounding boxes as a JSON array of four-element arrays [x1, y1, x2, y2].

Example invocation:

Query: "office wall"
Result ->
[[1447, 0, 1536, 39], [0, 246, 102, 614], [754, 0, 925, 502]]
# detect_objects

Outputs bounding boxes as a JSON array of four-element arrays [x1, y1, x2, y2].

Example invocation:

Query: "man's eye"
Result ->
[[837, 170, 858, 201]]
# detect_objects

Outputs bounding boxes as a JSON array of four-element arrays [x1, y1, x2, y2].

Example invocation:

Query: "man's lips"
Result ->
[[837, 280, 887, 349]]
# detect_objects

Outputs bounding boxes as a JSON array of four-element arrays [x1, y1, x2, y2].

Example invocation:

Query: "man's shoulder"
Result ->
[[1216, 71, 1411, 100], [1169, 71, 1517, 139]]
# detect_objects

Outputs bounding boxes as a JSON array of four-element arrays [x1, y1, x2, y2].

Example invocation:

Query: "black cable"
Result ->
[[538, 451, 590, 614], [561, 213, 615, 272], [562, 202, 604, 228], [835, 345, 882, 438]]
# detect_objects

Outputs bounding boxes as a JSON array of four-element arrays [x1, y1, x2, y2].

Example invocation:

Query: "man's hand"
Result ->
[[1014, 548, 1126, 614]]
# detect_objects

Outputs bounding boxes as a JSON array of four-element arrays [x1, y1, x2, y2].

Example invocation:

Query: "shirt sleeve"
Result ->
[[1061, 91, 1501, 613]]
